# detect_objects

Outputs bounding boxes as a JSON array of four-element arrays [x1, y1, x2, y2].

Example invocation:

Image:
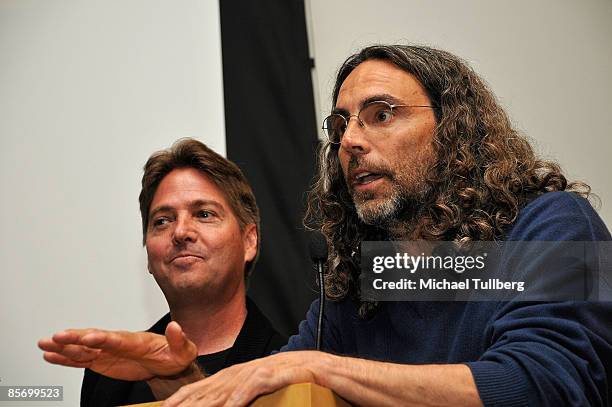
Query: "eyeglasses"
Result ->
[[322, 100, 436, 144]]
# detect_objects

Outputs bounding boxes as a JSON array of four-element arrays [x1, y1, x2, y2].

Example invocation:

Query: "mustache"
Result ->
[[347, 155, 394, 179]]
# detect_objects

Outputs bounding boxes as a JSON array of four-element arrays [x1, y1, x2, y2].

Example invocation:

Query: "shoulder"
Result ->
[[506, 191, 611, 241], [281, 297, 358, 353], [240, 298, 287, 354]]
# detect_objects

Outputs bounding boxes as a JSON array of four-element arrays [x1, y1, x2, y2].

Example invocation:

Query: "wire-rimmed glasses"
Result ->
[[322, 100, 436, 144]]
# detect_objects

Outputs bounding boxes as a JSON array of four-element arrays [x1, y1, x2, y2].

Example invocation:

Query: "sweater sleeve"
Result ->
[[280, 299, 320, 351], [280, 299, 347, 353], [466, 192, 612, 406]]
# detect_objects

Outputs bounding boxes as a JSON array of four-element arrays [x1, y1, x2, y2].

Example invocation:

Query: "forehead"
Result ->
[[150, 167, 230, 210], [336, 59, 430, 110]]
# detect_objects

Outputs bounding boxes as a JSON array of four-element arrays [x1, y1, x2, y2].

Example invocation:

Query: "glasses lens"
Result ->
[[322, 114, 346, 143], [360, 101, 394, 129]]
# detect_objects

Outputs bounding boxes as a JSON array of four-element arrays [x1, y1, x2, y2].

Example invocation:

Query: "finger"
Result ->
[[55, 343, 101, 363], [179, 366, 256, 407], [162, 380, 209, 407], [51, 328, 99, 345], [38, 337, 64, 352], [165, 321, 184, 348], [81, 330, 166, 356], [39, 338, 88, 357], [38, 338, 100, 356], [225, 386, 253, 407], [80, 330, 141, 352], [42, 352, 91, 368], [224, 368, 277, 407], [41, 340, 101, 363], [172, 391, 224, 407], [166, 322, 197, 360], [52, 329, 130, 351], [80, 331, 113, 348]]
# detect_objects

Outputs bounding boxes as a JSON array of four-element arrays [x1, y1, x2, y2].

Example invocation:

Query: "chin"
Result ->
[[167, 273, 209, 289], [355, 195, 402, 225]]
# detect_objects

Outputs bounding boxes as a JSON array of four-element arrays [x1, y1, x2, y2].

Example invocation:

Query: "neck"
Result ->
[[168, 291, 247, 356], [386, 218, 418, 240]]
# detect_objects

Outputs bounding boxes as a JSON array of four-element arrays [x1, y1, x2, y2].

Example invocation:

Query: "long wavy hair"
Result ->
[[305, 45, 590, 317]]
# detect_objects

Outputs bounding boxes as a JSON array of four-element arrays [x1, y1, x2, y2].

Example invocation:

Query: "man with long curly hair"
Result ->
[[37, 45, 612, 406]]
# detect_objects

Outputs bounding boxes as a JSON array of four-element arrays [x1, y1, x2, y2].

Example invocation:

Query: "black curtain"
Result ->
[[220, 0, 319, 336]]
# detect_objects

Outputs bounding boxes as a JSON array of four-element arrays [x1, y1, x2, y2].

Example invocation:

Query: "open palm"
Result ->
[[38, 321, 196, 381]]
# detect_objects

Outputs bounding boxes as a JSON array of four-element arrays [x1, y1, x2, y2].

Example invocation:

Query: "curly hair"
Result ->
[[305, 44, 590, 317]]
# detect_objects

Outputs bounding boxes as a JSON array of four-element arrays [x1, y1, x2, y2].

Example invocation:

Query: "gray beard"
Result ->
[[354, 188, 403, 226], [353, 179, 431, 232]]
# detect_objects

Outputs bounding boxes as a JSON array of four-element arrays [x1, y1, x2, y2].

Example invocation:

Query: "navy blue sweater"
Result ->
[[281, 192, 612, 406]]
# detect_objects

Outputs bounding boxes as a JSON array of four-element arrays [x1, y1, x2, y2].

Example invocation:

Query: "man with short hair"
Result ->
[[41, 46, 612, 406], [39, 138, 285, 406]]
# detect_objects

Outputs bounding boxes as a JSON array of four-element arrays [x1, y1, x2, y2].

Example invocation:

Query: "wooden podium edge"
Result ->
[[252, 382, 351, 407], [122, 382, 351, 407]]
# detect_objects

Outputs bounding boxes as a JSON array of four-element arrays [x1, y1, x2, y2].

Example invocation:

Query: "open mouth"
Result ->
[[354, 172, 384, 185]]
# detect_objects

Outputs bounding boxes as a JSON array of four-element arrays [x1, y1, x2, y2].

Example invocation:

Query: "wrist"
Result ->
[[310, 351, 338, 388], [147, 360, 204, 400]]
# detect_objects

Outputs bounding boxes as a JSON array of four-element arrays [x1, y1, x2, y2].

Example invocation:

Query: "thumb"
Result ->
[[165, 321, 197, 361]]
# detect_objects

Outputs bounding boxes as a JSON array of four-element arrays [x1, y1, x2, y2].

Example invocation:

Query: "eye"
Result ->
[[374, 109, 393, 123], [152, 217, 170, 227], [361, 102, 395, 127], [196, 210, 212, 219], [328, 115, 347, 137]]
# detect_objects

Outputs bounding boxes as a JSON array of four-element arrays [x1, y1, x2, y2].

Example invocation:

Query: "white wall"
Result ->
[[0, 1, 225, 405], [307, 0, 612, 225], [1, 1, 610, 405]]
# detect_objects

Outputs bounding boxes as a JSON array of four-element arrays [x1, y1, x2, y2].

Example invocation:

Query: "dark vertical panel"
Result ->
[[220, 0, 318, 336]]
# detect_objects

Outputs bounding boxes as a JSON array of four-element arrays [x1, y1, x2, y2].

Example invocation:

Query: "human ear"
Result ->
[[242, 223, 257, 263]]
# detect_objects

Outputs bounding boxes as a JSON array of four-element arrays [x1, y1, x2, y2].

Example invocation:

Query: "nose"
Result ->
[[172, 216, 197, 245], [340, 116, 370, 155]]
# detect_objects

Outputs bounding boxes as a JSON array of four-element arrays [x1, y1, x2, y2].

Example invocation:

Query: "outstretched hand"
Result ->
[[38, 321, 197, 381]]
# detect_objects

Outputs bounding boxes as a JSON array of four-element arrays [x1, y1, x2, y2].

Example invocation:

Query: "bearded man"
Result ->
[[39, 45, 612, 407]]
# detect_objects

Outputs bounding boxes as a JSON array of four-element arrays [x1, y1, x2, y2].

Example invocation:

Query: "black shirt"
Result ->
[[81, 298, 286, 406], [196, 347, 231, 375]]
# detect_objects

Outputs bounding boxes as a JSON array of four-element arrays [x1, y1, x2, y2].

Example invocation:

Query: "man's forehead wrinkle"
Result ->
[[336, 66, 405, 111], [336, 60, 432, 112], [362, 94, 403, 106], [333, 93, 403, 116], [152, 197, 224, 210]]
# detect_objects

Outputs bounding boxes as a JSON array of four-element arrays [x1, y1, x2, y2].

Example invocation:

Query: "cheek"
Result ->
[[145, 238, 166, 263], [338, 150, 350, 176], [205, 226, 243, 253], [394, 125, 434, 158]]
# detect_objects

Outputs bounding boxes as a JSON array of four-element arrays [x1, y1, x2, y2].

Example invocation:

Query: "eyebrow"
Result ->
[[332, 93, 404, 115], [148, 199, 225, 222]]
